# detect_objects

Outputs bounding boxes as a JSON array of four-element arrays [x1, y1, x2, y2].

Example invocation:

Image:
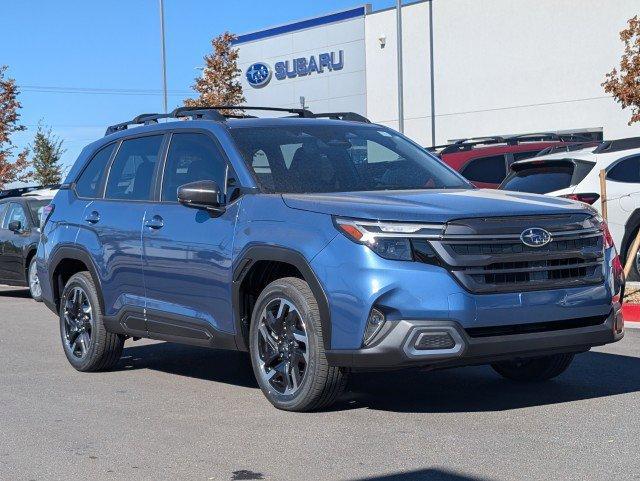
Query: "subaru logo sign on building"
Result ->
[[245, 51, 344, 89], [520, 228, 552, 247], [245, 62, 272, 88]]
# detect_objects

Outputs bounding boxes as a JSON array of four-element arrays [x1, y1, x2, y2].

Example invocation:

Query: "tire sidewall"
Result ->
[[249, 279, 321, 410], [59, 273, 102, 371]]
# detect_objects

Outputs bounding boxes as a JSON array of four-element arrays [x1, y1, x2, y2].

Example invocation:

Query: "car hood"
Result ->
[[281, 189, 591, 223]]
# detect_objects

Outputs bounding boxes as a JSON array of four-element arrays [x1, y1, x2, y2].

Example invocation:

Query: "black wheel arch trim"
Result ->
[[48, 245, 105, 314], [232, 245, 332, 351]]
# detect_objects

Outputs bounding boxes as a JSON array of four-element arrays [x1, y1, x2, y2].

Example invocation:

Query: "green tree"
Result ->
[[31, 123, 64, 185], [0, 65, 30, 188], [184, 32, 245, 114]]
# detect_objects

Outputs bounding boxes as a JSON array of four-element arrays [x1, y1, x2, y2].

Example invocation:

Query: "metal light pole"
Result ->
[[429, 0, 436, 146], [396, 0, 404, 133], [159, 0, 168, 114]]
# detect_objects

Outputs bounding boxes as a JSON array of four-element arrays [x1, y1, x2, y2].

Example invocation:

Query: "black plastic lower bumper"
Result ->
[[326, 309, 624, 370]]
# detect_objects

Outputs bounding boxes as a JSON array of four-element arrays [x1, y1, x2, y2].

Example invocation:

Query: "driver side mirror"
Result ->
[[8, 220, 22, 233], [177, 180, 226, 214]]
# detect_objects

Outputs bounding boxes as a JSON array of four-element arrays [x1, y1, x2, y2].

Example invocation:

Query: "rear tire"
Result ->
[[249, 277, 349, 411], [491, 353, 575, 382], [59, 271, 124, 372]]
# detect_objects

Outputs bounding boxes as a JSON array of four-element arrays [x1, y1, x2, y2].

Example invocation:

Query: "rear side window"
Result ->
[[105, 136, 163, 201], [461, 155, 506, 184], [607, 155, 640, 183], [161, 133, 227, 201], [501, 160, 595, 194], [75, 143, 116, 198]]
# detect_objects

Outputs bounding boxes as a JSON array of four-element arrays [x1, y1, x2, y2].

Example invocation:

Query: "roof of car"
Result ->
[[0, 194, 53, 204], [513, 143, 640, 167]]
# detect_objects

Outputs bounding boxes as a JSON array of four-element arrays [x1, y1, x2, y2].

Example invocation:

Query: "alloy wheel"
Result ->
[[256, 298, 309, 395], [28, 261, 41, 299], [63, 286, 93, 358]]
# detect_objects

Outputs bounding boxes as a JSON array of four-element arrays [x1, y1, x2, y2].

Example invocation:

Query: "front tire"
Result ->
[[491, 353, 575, 382], [249, 277, 348, 411], [59, 272, 124, 372], [28, 257, 42, 301]]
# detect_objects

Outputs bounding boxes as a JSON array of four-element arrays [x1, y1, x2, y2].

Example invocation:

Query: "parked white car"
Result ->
[[500, 137, 640, 277]]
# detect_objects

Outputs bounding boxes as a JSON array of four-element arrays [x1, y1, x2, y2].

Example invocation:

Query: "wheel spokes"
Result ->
[[258, 297, 309, 395]]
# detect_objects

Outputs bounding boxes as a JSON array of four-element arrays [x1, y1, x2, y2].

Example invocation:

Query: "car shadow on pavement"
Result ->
[[0, 287, 31, 298], [346, 469, 490, 481], [118, 342, 257, 388], [117, 341, 640, 413], [341, 350, 640, 413]]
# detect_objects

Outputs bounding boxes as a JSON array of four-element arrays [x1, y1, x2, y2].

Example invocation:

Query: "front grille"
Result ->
[[450, 235, 599, 256], [465, 313, 609, 338], [428, 214, 605, 293]]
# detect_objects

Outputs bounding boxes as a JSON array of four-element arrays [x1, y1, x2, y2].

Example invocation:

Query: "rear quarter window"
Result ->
[[75, 143, 116, 198]]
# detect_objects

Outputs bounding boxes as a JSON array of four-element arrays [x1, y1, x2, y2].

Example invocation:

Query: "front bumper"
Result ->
[[326, 308, 624, 370]]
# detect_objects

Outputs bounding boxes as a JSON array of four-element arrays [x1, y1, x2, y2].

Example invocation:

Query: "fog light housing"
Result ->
[[363, 308, 386, 346]]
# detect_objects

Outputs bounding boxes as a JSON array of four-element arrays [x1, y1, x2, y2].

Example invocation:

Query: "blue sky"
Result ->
[[1, 1, 401, 185]]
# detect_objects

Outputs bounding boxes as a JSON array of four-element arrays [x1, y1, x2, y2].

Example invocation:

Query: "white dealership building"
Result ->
[[234, 0, 638, 147]]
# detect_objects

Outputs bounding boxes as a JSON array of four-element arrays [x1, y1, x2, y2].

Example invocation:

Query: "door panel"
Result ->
[[79, 200, 148, 319], [80, 134, 164, 322], [142, 131, 237, 338], [142, 203, 239, 336]]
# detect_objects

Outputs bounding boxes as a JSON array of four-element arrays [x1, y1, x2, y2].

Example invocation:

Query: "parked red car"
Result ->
[[430, 129, 602, 188]]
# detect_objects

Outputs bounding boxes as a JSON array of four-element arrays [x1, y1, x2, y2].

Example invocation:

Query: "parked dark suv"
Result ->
[[37, 107, 623, 411], [0, 194, 53, 300]]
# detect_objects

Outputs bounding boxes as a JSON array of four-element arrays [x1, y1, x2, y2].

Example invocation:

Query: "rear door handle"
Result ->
[[144, 215, 164, 230], [84, 211, 100, 224]]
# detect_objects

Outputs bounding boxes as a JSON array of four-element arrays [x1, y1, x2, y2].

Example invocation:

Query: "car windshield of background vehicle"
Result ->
[[500, 160, 595, 194], [229, 125, 471, 193]]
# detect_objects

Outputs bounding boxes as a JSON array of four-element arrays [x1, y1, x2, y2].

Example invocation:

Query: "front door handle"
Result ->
[[84, 211, 100, 224], [144, 215, 164, 230]]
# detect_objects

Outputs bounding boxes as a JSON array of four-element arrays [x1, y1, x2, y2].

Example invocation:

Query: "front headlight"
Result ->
[[334, 217, 444, 262]]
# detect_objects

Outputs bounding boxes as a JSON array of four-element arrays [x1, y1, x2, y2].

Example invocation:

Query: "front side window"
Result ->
[[76, 143, 116, 198], [607, 155, 640, 183], [161, 133, 227, 201], [105, 136, 163, 200], [2, 203, 28, 230], [461, 155, 507, 184], [229, 124, 469, 193]]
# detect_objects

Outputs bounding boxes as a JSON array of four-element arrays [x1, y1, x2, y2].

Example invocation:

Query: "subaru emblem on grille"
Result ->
[[520, 227, 552, 247]]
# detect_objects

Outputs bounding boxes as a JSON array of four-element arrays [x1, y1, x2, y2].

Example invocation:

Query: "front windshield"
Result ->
[[229, 124, 470, 193]]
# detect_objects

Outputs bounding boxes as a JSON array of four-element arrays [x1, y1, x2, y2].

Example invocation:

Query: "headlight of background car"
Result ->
[[334, 217, 443, 263]]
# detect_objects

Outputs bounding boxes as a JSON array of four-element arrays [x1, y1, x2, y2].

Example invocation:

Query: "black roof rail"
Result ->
[[431, 130, 601, 155], [311, 112, 370, 123], [593, 137, 640, 154], [105, 106, 370, 136]]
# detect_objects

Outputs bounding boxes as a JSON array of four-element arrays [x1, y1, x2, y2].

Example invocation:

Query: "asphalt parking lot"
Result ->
[[1, 286, 639, 481]]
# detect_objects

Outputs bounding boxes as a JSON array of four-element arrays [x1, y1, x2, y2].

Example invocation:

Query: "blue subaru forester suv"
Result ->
[[37, 106, 624, 411]]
